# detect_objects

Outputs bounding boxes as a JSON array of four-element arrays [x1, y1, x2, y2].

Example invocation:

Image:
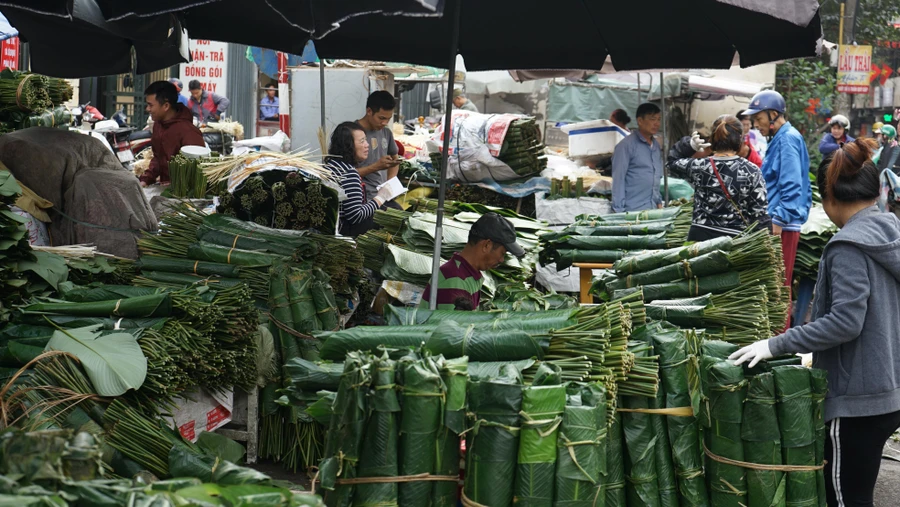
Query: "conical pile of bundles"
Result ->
[[356, 200, 547, 294], [0, 69, 74, 132], [430, 117, 547, 178], [593, 229, 789, 343], [541, 204, 693, 270]]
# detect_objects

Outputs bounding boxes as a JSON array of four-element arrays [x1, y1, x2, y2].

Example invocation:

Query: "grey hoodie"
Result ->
[[770, 206, 900, 422]]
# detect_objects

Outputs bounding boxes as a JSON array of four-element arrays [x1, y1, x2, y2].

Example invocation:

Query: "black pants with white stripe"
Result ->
[[826, 411, 900, 507]]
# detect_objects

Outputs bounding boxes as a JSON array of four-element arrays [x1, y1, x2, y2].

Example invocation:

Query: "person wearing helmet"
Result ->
[[819, 115, 854, 156], [872, 121, 885, 146], [876, 125, 900, 173], [168, 78, 190, 107], [743, 90, 812, 328]]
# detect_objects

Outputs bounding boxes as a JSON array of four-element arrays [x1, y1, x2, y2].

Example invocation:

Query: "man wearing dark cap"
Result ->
[[420, 212, 524, 310], [168, 78, 190, 107]]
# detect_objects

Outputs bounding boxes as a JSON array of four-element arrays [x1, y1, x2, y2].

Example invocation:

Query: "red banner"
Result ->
[[870, 63, 882, 84], [881, 64, 894, 86], [1, 38, 18, 70]]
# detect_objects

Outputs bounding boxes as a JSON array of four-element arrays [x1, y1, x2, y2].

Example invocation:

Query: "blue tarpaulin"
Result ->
[[0, 12, 19, 41], [247, 41, 318, 79]]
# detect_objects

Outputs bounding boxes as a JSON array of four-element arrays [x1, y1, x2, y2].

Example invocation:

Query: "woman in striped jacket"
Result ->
[[326, 122, 393, 236]]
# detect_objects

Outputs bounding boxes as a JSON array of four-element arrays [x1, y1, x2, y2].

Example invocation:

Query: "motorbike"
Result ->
[[70, 102, 104, 128]]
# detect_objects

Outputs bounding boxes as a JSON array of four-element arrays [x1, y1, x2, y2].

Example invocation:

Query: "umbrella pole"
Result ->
[[661, 72, 668, 206], [320, 60, 326, 135], [429, 0, 461, 310]]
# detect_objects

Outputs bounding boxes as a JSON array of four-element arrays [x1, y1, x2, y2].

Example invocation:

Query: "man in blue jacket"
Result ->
[[743, 90, 812, 324]]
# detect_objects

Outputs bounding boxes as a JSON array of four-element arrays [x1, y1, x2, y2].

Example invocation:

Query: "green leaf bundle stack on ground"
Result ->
[[554, 382, 607, 507], [773, 365, 820, 507], [514, 364, 566, 506]]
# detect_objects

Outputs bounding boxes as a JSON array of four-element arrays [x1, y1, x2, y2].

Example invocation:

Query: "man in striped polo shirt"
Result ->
[[420, 213, 525, 310]]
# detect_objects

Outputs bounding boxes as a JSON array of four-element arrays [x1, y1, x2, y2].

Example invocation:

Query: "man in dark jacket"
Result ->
[[188, 79, 230, 124], [139, 81, 205, 187]]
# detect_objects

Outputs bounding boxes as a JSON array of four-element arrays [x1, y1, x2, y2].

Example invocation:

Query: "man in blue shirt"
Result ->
[[611, 103, 663, 212], [168, 79, 190, 107], [260, 83, 279, 121], [743, 90, 812, 328]]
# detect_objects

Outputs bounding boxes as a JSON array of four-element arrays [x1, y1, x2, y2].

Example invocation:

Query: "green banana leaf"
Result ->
[[603, 412, 627, 507], [651, 324, 708, 507], [284, 358, 344, 392], [773, 366, 818, 507], [561, 232, 668, 251], [606, 250, 732, 291], [613, 271, 742, 302], [187, 242, 288, 267], [468, 360, 536, 382], [554, 382, 607, 507], [742, 373, 786, 507], [705, 360, 748, 507], [383, 306, 579, 327], [614, 236, 734, 275], [355, 354, 400, 507], [515, 374, 566, 507], [196, 432, 245, 465], [317, 325, 435, 361], [434, 356, 467, 505], [138, 256, 242, 278], [621, 345, 661, 507], [199, 229, 298, 257], [811, 369, 828, 507], [552, 249, 627, 271], [45, 325, 146, 396], [319, 353, 370, 505], [425, 321, 548, 361], [140, 271, 245, 289], [16, 315, 168, 331], [199, 213, 319, 258], [399, 354, 443, 507], [464, 367, 523, 507], [22, 293, 172, 318]]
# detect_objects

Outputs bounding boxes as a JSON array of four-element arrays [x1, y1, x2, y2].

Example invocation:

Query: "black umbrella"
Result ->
[[96, 0, 443, 47], [0, 0, 188, 77], [308, 0, 822, 308], [314, 0, 821, 71]]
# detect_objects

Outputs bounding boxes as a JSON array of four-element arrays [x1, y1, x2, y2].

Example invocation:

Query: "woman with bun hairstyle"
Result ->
[[667, 114, 771, 241], [732, 138, 900, 507]]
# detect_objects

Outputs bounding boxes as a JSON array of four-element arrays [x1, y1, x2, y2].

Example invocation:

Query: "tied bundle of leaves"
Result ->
[[398, 353, 444, 505], [773, 366, 820, 507], [742, 373, 786, 507], [434, 356, 467, 505], [514, 364, 565, 506], [554, 382, 607, 506], [216, 171, 339, 232], [497, 118, 547, 177], [705, 360, 748, 507], [0, 69, 53, 113], [354, 353, 401, 506], [47, 77, 74, 106], [464, 365, 523, 507], [168, 155, 208, 199]]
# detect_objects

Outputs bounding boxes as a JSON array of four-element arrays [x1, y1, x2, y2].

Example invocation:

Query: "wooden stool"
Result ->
[[573, 262, 613, 304]]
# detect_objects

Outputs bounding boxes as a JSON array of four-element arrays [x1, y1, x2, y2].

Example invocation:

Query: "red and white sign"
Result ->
[[179, 39, 228, 98], [1, 37, 18, 70]]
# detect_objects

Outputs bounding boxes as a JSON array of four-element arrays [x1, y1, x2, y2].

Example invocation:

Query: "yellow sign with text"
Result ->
[[837, 45, 872, 94]]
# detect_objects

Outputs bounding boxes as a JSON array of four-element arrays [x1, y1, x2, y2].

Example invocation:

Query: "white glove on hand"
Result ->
[[729, 339, 773, 368], [374, 185, 393, 205], [690, 131, 711, 152]]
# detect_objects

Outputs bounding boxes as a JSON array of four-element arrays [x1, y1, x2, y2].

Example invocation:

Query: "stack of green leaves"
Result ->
[[354, 353, 400, 506], [0, 69, 53, 113], [742, 372, 786, 507], [217, 172, 339, 232], [649, 323, 708, 507], [169, 154, 208, 198], [554, 382, 607, 506], [498, 118, 547, 177], [704, 359, 748, 507], [398, 352, 444, 505], [464, 365, 523, 507], [773, 365, 819, 507], [514, 363, 566, 506], [435, 356, 468, 506], [794, 205, 837, 282], [603, 412, 627, 507], [620, 344, 662, 507]]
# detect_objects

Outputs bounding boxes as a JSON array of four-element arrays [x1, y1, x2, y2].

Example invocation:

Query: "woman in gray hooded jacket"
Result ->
[[732, 138, 900, 507]]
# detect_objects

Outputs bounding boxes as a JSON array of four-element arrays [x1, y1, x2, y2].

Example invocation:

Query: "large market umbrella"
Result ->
[[91, 0, 443, 54], [0, 0, 189, 77], [311, 0, 823, 309]]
